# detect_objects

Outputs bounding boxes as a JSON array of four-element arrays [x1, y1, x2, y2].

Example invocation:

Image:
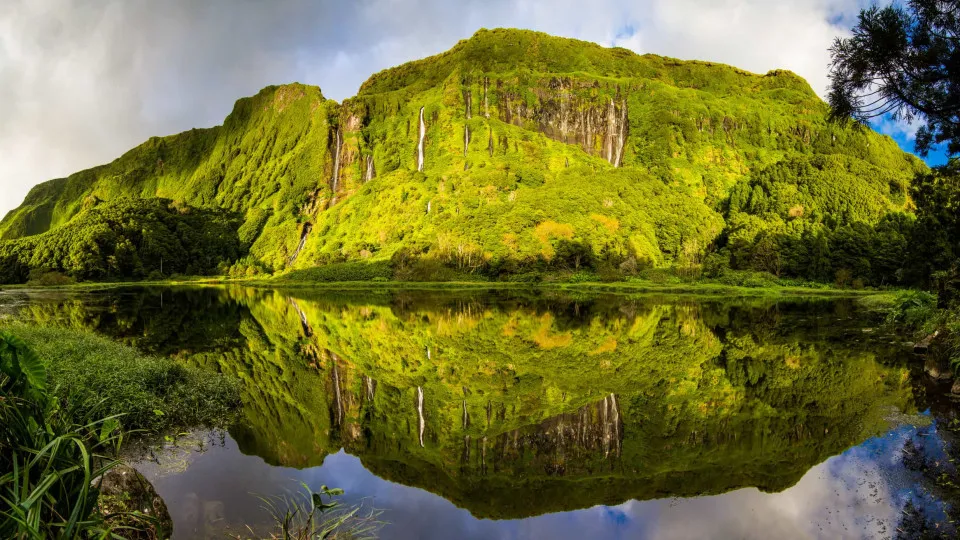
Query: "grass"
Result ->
[[0, 265, 889, 300], [0, 324, 241, 433], [2, 277, 885, 300], [248, 483, 383, 539]]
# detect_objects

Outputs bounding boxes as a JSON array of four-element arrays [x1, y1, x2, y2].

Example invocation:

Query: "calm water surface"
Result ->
[[1, 286, 956, 539]]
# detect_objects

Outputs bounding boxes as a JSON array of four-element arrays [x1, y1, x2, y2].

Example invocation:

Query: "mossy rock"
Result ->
[[96, 465, 173, 540]]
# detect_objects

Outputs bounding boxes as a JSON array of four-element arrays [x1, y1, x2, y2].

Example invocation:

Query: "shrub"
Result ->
[[835, 268, 853, 288], [26, 270, 75, 286], [569, 271, 599, 283], [702, 252, 731, 279], [281, 261, 393, 283], [884, 290, 938, 331]]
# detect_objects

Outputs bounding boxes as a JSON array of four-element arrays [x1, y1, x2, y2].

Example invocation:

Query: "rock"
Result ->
[[924, 358, 953, 381], [914, 330, 940, 353], [952, 379, 960, 396], [95, 464, 172, 539]]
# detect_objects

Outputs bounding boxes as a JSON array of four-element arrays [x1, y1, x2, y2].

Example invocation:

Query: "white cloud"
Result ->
[[0, 0, 893, 219]]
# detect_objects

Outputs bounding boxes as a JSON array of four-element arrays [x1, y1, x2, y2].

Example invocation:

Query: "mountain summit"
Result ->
[[0, 28, 924, 283]]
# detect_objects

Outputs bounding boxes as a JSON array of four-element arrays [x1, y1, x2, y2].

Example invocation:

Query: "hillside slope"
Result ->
[[0, 28, 927, 283]]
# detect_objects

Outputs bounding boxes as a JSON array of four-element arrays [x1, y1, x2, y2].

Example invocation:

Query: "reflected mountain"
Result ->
[[3, 286, 916, 519]]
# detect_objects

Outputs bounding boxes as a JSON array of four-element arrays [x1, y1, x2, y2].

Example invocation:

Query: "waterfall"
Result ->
[[614, 102, 627, 168], [364, 155, 376, 181], [426, 200, 431, 214], [605, 99, 617, 164], [416, 386, 425, 447], [480, 436, 487, 473], [331, 356, 343, 426], [463, 124, 470, 156], [602, 393, 621, 457], [329, 128, 342, 207], [462, 399, 469, 429], [289, 297, 312, 337], [417, 107, 426, 172], [483, 77, 490, 118], [609, 393, 621, 456], [288, 223, 312, 265], [364, 376, 376, 402], [426, 346, 431, 360], [560, 88, 569, 141]]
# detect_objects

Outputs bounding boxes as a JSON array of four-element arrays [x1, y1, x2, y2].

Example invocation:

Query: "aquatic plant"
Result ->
[[252, 483, 383, 540]]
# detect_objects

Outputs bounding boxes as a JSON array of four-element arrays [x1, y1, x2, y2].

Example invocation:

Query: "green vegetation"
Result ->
[[0, 320, 240, 537], [0, 198, 242, 284], [0, 28, 927, 288], [3, 324, 241, 432], [0, 331, 144, 538], [255, 483, 383, 539]]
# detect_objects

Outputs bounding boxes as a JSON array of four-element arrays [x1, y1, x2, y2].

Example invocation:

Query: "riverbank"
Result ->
[[0, 274, 894, 300]]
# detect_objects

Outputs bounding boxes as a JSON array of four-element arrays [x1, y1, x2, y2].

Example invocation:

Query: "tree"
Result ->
[[828, 0, 960, 156]]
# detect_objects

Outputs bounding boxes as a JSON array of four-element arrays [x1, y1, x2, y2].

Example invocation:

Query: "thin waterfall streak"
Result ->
[[615, 102, 627, 167], [606, 98, 616, 164], [417, 386, 425, 447], [288, 223, 311, 265], [364, 155, 376, 181], [329, 128, 342, 207], [289, 297, 311, 336], [417, 107, 426, 172], [364, 376, 376, 402], [332, 359, 343, 426]]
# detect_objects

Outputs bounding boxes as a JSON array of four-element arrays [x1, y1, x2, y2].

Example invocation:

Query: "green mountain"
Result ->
[[0, 28, 927, 284]]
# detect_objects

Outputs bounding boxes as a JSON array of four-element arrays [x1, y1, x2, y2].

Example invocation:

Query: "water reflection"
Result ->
[[0, 286, 938, 538], [134, 428, 911, 539]]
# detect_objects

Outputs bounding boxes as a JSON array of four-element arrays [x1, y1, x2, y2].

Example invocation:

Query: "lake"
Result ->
[[1, 286, 956, 539]]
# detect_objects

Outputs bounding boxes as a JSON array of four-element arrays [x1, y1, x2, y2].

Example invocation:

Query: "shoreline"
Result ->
[[0, 276, 894, 299]]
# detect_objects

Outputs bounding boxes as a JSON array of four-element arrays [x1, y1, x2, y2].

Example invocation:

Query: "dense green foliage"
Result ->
[[0, 198, 242, 284], [0, 29, 927, 285], [908, 163, 960, 296]]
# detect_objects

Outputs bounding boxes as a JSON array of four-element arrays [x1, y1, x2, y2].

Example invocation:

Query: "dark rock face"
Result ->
[[914, 330, 940, 353], [924, 357, 953, 381], [96, 464, 173, 539], [489, 77, 629, 166]]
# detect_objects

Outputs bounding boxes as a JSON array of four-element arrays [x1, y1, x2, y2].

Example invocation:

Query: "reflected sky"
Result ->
[[137, 424, 926, 540]]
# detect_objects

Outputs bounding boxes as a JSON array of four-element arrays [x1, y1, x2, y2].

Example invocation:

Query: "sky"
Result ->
[[0, 0, 941, 218]]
